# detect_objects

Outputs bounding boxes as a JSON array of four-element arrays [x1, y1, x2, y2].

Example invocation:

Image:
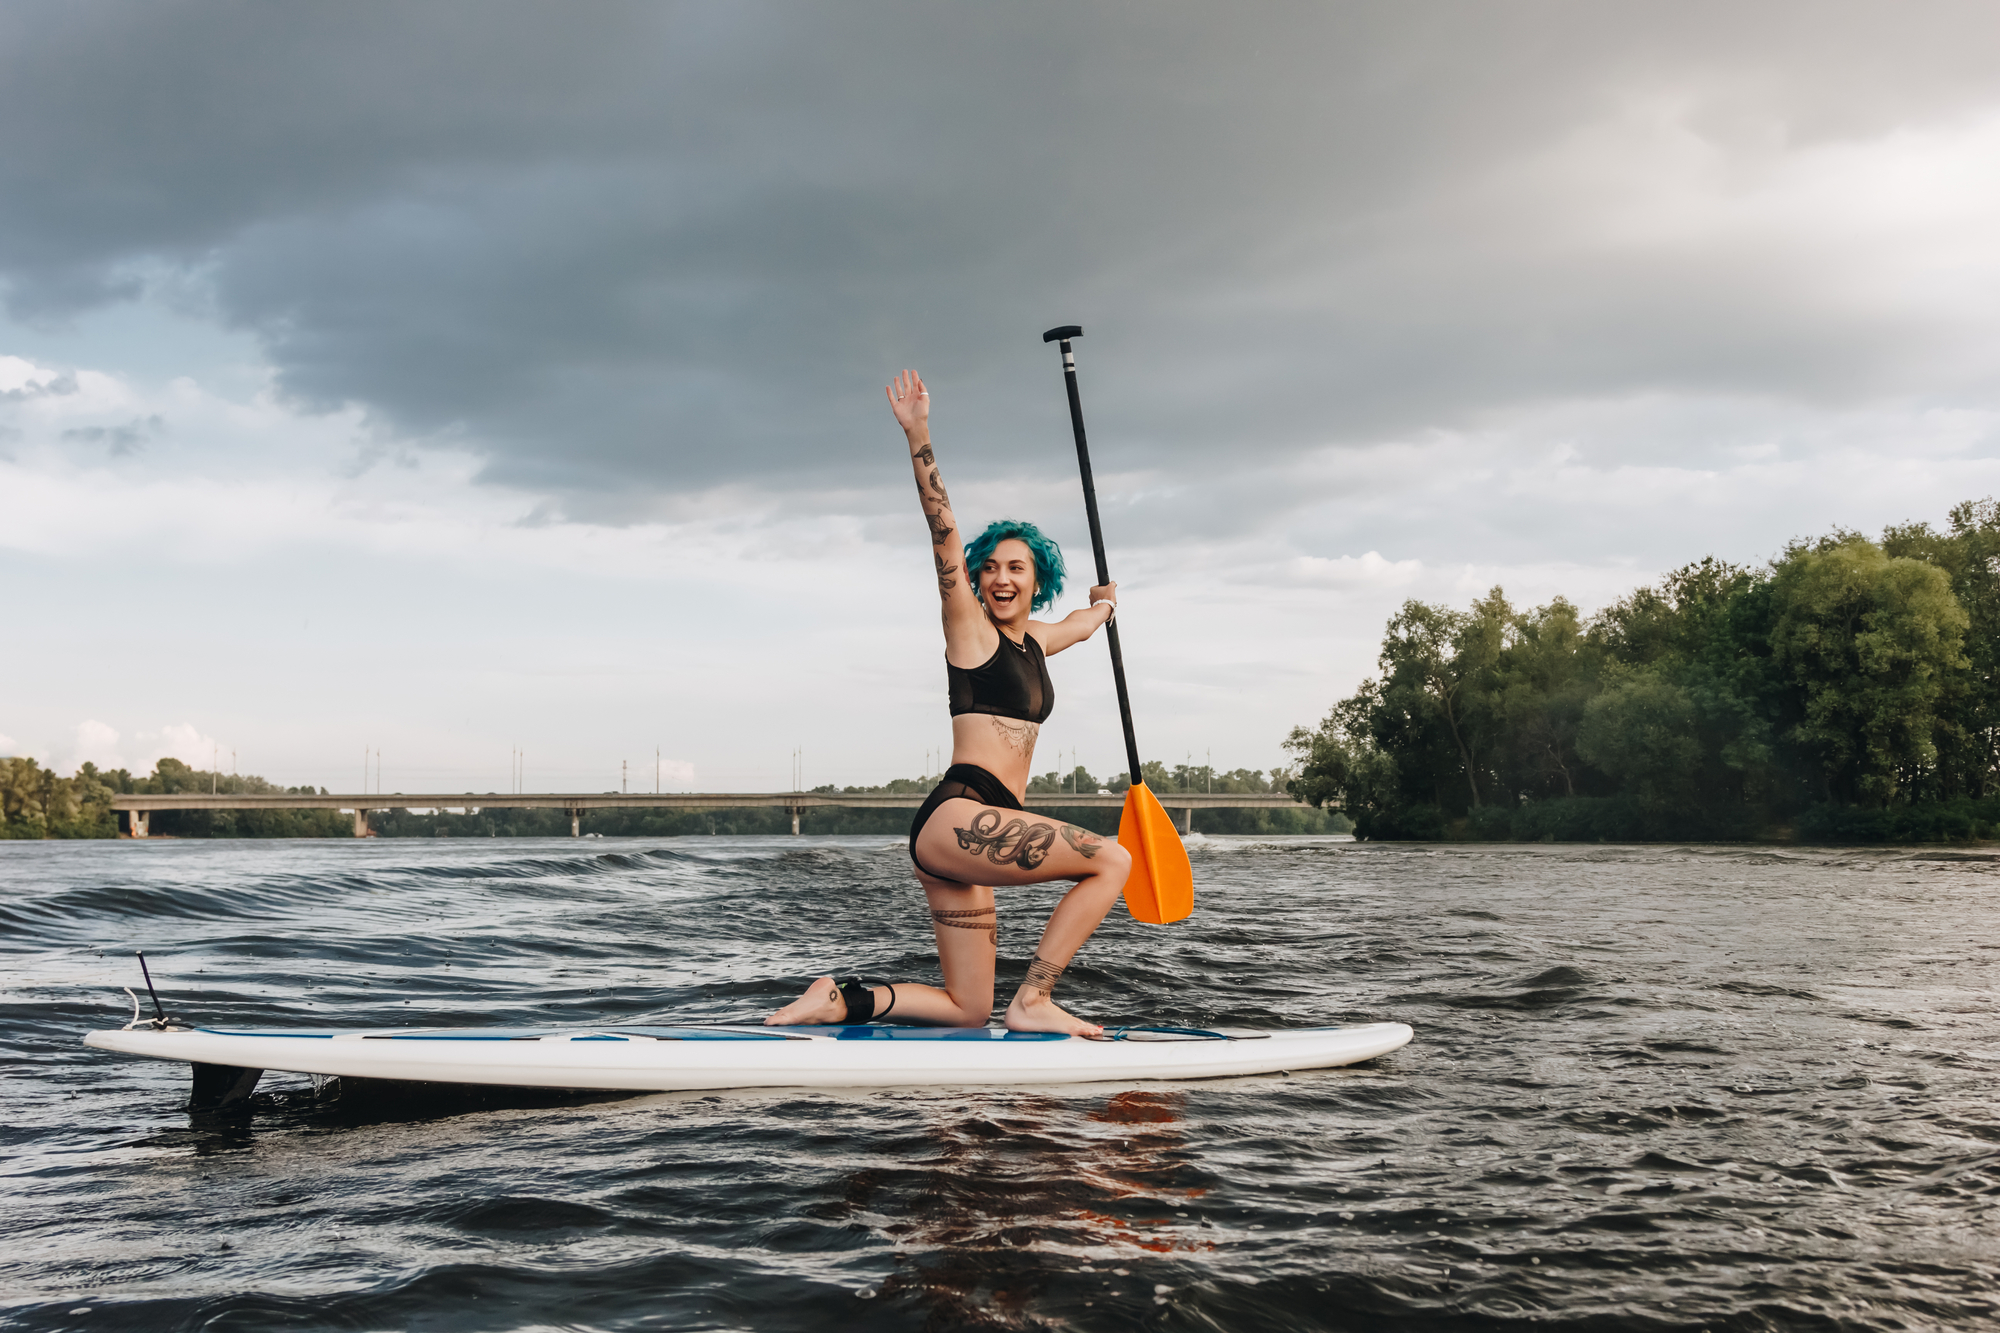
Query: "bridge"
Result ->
[[112, 790, 1312, 838]]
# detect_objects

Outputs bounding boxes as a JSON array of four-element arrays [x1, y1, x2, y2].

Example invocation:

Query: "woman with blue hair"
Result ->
[[768, 369, 1128, 1036]]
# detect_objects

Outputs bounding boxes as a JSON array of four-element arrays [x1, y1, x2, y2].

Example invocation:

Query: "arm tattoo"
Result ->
[[927, 510, 954, 545], [955, 809, 1058, 870], [926, 468, 950, 507], [935, 551, 959, 594], [1058, 823, 1101, 859], [913, 442, 935, 466], [990, 717, 1037, 755]]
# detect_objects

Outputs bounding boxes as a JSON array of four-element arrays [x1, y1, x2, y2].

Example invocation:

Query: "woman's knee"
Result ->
[[1096, 839, 1133, 878], [945, 988, 994, 1025]]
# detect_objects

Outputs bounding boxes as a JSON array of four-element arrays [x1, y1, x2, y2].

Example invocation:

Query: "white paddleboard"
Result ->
[[85, 1021, 1413, 1098]]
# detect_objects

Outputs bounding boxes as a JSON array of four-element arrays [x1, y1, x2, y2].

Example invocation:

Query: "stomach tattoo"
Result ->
[[990, 717, 1038, 757]]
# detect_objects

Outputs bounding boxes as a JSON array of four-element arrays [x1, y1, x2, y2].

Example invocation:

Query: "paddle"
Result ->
[[1042, 325, 1194, 925]]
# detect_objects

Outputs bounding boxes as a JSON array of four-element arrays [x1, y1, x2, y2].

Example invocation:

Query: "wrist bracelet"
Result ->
[[1091, 600, 1116, 621]]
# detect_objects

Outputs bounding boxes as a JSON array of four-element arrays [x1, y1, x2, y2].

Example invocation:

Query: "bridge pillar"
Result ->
[[129, 809, 148, 838], [570, 808, 581, 837], [790, 805, 801, 835], [353, 808, 370, 837], [1182, 807, 1194, 835]]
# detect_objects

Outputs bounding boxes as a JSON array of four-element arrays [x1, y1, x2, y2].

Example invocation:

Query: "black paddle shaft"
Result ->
[[1042, 325, 1145, 787]]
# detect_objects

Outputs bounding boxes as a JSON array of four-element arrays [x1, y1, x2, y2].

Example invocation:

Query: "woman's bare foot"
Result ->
[[765, 976, 847, 1026], [1003, 991, 1103, 1037]]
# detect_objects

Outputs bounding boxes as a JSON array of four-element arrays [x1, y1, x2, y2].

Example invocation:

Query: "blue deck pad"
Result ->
[[780, 1025, 1071, 1042]]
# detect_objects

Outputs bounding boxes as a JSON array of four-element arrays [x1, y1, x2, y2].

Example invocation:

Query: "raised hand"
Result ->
[[886, 369, 929, 434]]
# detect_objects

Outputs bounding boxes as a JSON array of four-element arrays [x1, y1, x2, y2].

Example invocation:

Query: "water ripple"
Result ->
[[2, 836, 1996, 1330]]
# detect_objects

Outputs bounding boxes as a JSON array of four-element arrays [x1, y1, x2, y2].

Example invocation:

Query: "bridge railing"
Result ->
[[110, 790, 1319, 837]]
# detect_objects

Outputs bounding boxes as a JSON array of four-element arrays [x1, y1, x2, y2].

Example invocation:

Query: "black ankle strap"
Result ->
[[835, 977, 876, 1024], [834, 976, 897, 1023]]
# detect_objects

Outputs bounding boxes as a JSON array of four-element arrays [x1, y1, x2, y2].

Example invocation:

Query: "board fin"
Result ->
[[188, 1062, 262, 1113]]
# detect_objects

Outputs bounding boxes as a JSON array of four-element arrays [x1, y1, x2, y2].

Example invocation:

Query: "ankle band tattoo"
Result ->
[[931, 906, 997, 945], [1023, 953, 1065, 997]]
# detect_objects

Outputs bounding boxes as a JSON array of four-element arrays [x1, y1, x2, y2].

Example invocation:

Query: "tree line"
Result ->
[[1284, 498, 2000, 842], [1, 757, 1342, 839], [0, 757, 347, 839]]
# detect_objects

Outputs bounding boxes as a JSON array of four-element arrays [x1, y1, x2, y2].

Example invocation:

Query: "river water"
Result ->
[[3, 836, 1997, 1332]]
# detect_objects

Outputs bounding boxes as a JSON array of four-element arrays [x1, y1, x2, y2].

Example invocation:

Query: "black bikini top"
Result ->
[[948, 631, 1054, 724]]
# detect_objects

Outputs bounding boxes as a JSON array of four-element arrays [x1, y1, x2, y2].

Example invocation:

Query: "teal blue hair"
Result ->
[[966, 520, 1066, 614]]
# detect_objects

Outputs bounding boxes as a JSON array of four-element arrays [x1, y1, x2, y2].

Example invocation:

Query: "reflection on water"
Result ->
[[4, 836, 1999, 1330], [847, 1090, 1206, 1323]]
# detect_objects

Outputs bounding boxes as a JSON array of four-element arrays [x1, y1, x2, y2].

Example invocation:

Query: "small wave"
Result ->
[[10, 834, 1999, 1330]]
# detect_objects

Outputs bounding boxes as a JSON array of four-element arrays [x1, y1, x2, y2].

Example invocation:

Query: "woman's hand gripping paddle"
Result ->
[[1043, 325, 1194, 925]]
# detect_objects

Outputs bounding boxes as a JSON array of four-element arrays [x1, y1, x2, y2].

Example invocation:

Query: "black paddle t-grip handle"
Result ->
[[1046, 326, 1145, 788]]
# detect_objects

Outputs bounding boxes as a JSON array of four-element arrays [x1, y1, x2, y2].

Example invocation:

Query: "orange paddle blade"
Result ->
[[1117, 781, 1194, 924]]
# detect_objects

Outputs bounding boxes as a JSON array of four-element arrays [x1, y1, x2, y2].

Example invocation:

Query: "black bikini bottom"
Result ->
[[909, 763, 1022, 881]]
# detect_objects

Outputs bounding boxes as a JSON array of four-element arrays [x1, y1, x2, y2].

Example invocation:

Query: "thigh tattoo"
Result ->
[[1058, 823, 1101, 858], [955, 809, 1058, 870]]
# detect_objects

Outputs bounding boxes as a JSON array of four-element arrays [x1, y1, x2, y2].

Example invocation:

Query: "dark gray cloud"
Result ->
[[4, 1, 1998, 516]]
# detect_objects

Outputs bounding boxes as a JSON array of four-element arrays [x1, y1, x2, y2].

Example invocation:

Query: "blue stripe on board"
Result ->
[[197, 1030, 336, 1039], [1107, 1026, 1232, 1040], [364, 1034, 549, 1041]]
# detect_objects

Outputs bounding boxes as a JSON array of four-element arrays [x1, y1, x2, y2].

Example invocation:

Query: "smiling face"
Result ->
[[978, 538, 1038, 627]]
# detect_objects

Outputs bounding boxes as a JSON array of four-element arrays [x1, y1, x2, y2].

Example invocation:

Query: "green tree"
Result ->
[[1883, 498, 2000, 798], [1575, 671, 1702, 810], [1288, 499, 2000, 842], [1378, 590, 1510, 809], [1284, 690, 1420, 838], [0, 756, 119, 838], [1589, 557, 1784, 819], [1027, 765, 1100, 795], [1768, 537, 1968, 804], [0, 757, 50, 836], [1490, 597, 1600, 799]]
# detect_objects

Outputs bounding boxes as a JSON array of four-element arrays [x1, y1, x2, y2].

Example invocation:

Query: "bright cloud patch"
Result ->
[[69, 720, 122, 769], [1286, 552, 1425, 589]]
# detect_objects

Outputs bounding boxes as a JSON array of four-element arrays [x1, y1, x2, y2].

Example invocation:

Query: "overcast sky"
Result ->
[[5, 1, 1999, 793]]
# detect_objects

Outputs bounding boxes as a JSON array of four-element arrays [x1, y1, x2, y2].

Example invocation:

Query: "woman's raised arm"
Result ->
[[889, 371, 985, 636]]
